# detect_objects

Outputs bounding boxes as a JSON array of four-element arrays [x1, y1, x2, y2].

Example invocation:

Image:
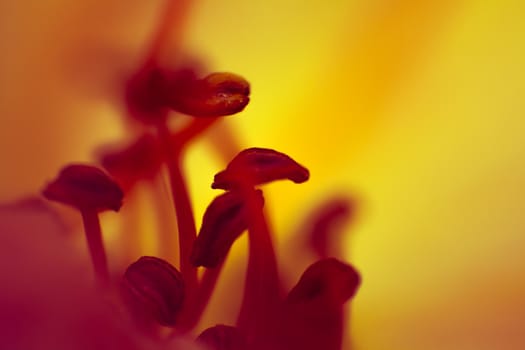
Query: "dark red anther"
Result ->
[[212, 148, 310, 190], [99, 134, 164, 191], [191, 190, 263, 268], [125, 63, 172, 125], [267, 259, 361, 350], [216, 150, 309, 337], [42, 164, 124, 286], [42, 164, 123, 212], [121, 256, 185, 327], [287, 258, 360, 307], [166, 72, 250, 117], [307, 197, 356, 258], [126, 65, 249, 122], [196, 325, 248, 350]]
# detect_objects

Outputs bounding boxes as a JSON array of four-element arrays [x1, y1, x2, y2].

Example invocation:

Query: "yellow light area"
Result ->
[[182, 0, 525, 348], [1, 0, 525, 349]]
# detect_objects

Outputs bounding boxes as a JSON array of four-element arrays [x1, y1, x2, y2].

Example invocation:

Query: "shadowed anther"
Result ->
[[166, 72, 250, 117], [191, 190, 263, 268], [100, 134, 164, 191], [267, 258, 361, 350], [42, 164, 124, 286], [125, 64, 172, 125], [212, 148, 309, 190], [126, 65, 250, 123], [307, 197, 356, 258], [287, 258, 361, 308], [196, 324, 248, 350], [42, 164, 123, 212], [121, 256, 185, 327]]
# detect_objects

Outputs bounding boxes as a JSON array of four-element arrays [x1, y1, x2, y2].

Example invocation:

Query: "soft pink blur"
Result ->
[[0, 199, 151, 349]]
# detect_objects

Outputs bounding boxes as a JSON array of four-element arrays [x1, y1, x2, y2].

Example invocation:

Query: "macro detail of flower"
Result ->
[[0, 1, 361, 349], [4, 1, 523, 349], [3, 74, 360, 349]]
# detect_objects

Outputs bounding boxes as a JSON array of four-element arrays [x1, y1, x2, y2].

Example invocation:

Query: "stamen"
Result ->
[[236, 187, 280, 338], [121, 256, 185, 327], [178, 190, 262, 330], [212, 148, 310, 338], [125, 64, 171, 125], [155, 75, 249, 312], [190, 190, 263, 268], [170, 118, 218, 149], [42, 164, 123, 212], [100, 134, 164, 191], [165, 72, 250, 117], [124, 54, 252, 308], [268, 259, 361, 350], [212, 147, 310, 190], [8, 0, 367, 346], [142, 0, 191, 62], [307, 197, 355, 258], [42, 164, 123, 286], [125, 67, 250, 124], [287, 258, 361, 307], [179, 264, 224, 330], [157, 122, 199, 308]]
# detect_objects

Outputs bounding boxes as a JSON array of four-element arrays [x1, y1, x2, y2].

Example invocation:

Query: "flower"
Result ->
[[0, 91, 362, 350], [2, 1, 525, 349], [0, 1, 363, 348]]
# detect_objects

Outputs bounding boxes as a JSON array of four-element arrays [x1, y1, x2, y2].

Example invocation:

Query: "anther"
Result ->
[[42, 164, 123, 212], [196, 324, 248, 350], [166, 72, 250, 117], [212, 148, 309, 190], [42, 164, 124, 286], [191, 190, 263, 268], [287, 258, 361, 308], [121, 256, 185, 327], [100, 134, 164, 191]]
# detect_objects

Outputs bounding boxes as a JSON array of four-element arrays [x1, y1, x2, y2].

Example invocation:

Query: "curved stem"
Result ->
[[169, 156, 198, 290], [144, 0, 192, 64], [152, 175, 179, 260], [175, 118, 218, 146], [178, 262, 224, 331], [237, 187, 280, 338], [193, 265, 223, 322], [81, 209, 109, 287], [158, 123, 198, 300]]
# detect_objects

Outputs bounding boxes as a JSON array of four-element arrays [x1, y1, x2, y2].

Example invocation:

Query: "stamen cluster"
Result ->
[[37, 5, 361, 348], [41, 61, 361, 350]]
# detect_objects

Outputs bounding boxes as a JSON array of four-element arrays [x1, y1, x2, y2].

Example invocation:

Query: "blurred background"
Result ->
[[1, 0, 525, 349]]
